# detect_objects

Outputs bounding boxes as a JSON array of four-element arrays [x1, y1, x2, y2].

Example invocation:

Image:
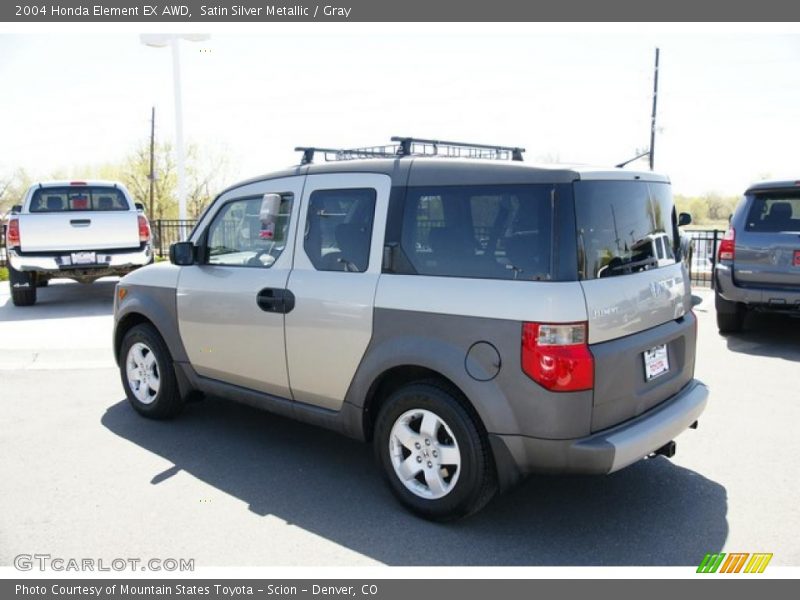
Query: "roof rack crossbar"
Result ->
[[391, 137, 525, 161], [295, 137, 525, 164]]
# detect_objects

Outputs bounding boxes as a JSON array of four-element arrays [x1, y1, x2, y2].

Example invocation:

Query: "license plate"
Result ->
[[70, 251, 97, 265], [644, 344, 669, 381]]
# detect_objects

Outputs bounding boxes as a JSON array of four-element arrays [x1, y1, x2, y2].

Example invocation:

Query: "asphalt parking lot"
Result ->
[[1, 279, 799, 567]]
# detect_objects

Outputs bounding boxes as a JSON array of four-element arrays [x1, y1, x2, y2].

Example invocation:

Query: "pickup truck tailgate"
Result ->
[[18, 212, 141, 252]]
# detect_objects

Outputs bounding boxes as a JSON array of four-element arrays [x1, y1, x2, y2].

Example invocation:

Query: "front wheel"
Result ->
[[373, 382, 497, 521], [119, 324, 183, 419]]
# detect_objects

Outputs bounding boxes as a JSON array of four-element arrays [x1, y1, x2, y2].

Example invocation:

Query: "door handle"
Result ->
[[70, 219, 91, 226], [256, 288, 295, 314]]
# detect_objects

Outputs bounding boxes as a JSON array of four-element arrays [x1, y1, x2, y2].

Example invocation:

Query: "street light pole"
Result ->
[[170, 37, 187, 230], [140, 33, 209, 239]]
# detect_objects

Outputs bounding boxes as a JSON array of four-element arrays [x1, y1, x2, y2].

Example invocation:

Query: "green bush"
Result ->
[[0, 267, 8, 281]]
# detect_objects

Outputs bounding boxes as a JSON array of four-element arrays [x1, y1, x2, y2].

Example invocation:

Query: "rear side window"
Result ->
[[574, 180, 677, 279], [29, 187, 129, 212], [304, 188, 376, 272], [745, 193, 800, 232], [401, 185, 554, 281]]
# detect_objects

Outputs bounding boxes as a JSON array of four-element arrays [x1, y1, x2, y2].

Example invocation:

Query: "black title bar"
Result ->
[[4, 0, 800, 22]]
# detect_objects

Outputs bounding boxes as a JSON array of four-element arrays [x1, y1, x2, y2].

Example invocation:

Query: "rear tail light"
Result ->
[[138, 215, 151, 243], [522, 322, 594, 392], [7, 218, 20, 247], [718, 227, 735, 261]]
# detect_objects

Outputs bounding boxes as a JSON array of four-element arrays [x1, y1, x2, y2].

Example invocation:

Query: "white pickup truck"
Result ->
[[5, 180, 153, 306]]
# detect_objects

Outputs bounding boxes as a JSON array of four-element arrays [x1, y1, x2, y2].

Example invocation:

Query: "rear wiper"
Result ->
[[605, 256, 658, 276]]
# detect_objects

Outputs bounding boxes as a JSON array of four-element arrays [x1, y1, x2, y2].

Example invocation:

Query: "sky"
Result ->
[[1, 28, 798, 196]]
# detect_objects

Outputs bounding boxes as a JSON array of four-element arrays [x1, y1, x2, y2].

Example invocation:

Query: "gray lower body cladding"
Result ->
[[345, 308, 594, 440], [347, 308, 703, 485], [491, 379, 708, 482]]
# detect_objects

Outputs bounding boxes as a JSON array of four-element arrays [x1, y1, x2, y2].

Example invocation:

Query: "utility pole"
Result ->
[[149, 106, 155, 216], [649, 47, 660, 171]]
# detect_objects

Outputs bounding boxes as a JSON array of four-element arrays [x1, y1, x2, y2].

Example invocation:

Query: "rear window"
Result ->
[[401, 184, 554, 281], [745, 192, 800, 232], [574, 180, 677, 280], [29, 187, 130, 212]]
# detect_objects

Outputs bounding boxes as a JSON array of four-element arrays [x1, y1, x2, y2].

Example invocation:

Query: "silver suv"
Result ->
[[715, 179, 800, 333], [113, 137, 708, 520]]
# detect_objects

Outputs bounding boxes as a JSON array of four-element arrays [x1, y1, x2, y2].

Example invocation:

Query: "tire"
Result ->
[[373, 381, 497, 521], [119, 323, 183, 419], [9, 265, 37, 306], [715, 291, 745, 334]]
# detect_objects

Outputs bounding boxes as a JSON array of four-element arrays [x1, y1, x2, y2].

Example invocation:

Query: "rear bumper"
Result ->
[[490, 379, 708, 483], [716, 262, 800, 308], [8, 245, 152, 274]]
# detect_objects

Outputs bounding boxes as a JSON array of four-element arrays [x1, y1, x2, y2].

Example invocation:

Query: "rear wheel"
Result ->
[[715, 291, 745, 334], [9, 265, 37, 306], [374, 382, 496, 521], [120, 324, 183, 419]]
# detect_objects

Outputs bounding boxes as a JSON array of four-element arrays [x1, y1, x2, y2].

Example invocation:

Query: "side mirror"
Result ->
[[678, 212, 692, 227], [134, 202, 145, 212], [260, 193, 281, 225], [169, 241, 196, 266], [11, 204, 22, 214]]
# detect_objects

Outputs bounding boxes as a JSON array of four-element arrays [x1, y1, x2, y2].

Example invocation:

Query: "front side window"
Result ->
[[574, 181, 677, 279], [401, 185, 554, 281], [30, 187, 129, 212], [206, 195, 293, 267], [745, 193, 800, 232], [304, 188, 376, 272]]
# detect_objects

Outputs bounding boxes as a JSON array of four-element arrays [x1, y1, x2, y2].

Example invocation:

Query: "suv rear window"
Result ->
[[401, 184, 554, 281], [30, 187, 129, 212], [574, 180, 677, 279], [745, 192, 800, 232]]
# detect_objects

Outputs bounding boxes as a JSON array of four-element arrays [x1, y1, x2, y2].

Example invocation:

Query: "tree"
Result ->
[[120, 140, 230, 220], [1, 140, 230, 220], [0, 168, 34, 214], [121, 140, 178, 219]]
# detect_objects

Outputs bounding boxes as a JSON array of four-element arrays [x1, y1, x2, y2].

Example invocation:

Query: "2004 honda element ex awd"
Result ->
[[112, 137, 708, 520]]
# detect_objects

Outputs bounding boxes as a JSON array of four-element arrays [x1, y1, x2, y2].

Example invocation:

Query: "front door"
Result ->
[[176, 176, 304, 398]]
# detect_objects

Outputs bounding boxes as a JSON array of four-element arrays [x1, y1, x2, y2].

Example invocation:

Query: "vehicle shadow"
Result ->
[[724, 312, 800, 362], [102, 397, 728, 566], [0, 279, 116, 321]]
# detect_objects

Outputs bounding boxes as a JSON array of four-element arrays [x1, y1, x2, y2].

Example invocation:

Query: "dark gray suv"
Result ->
[[715, 180, 800, 333]]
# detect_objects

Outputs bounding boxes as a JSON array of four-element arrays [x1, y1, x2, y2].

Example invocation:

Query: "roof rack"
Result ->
[[295, 136, 525, 165]]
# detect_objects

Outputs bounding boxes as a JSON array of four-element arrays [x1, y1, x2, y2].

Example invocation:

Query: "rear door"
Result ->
[[20, 185, 140, 252], [284, 173, 390, 410], [574, 178, 694, 432], [176, 176, 303, 398], [734, 191, 800, 288]]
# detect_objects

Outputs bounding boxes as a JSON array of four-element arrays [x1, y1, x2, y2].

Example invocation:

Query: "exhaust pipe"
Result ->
[[653, 440, 676, 459]]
